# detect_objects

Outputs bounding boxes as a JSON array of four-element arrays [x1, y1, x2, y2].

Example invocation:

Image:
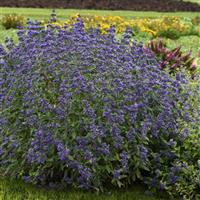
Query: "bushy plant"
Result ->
[[156, 29, 180, 39], [147, 39, 197, 78], [0, 15, 199, 197], [2, 14, 24, 29], [192, 16, 200, 26]]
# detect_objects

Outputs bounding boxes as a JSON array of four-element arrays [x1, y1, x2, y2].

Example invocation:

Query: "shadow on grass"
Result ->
[[0, 178, 169, 200]]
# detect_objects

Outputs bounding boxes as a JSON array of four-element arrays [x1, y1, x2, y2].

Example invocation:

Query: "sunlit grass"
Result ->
[[0, 7, 200, 21], [184, 0, 200, 4]]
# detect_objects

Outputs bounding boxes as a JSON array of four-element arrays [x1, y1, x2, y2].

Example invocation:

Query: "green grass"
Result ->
[[134, 34, 200, 54], [0, 7, 200, 21], [165, 35, 200, 55], [184, 0, 200, 4], [0, 26, 17, 44], [0, 178, 168, 200]]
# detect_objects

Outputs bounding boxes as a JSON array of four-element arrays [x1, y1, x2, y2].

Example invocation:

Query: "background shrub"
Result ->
[[192, 16, 200, 26], [2, 14, 24, 29], [156, 29, 181, 39], [0, 16, 199, 197]]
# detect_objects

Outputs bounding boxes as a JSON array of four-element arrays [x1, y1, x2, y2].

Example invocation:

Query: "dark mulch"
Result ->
[[0, 0, 200, 11]]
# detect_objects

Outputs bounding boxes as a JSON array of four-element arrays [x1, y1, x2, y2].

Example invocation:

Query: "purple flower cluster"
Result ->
[[0, 15, 199, 192], [56, 141, 70, 161], [27, 130, 53, 164]]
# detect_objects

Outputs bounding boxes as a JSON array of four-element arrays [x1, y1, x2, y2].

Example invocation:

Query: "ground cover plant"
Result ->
[[0, 12, 200, 200]]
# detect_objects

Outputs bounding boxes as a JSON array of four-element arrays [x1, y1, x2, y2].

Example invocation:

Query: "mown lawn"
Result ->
[[0, 7, 200, 21], [0, 178, 168, 200]]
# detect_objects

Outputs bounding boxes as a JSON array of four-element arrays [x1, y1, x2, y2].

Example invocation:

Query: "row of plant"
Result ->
[[0, 12, 200, 200], [2, 13, 200, 39], [62, 14, 200, 39]]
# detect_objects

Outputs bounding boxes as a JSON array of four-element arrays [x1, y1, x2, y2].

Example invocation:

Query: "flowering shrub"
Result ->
[[147, 39, 197, 78], [192, 16, 200, 26], [0, 15, 199, 198]]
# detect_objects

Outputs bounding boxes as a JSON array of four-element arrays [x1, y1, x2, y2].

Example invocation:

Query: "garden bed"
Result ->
[[0, 0, 200, 11]]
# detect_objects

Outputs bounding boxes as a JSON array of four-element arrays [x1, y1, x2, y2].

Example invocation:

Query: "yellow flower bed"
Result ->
[[48, 14, 200, 38], [129, 16, 190, 37]]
